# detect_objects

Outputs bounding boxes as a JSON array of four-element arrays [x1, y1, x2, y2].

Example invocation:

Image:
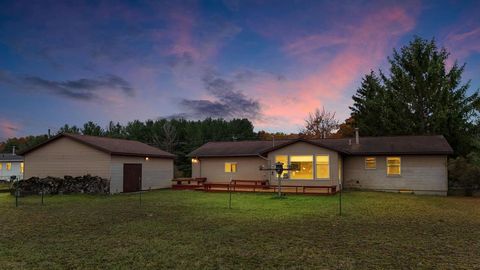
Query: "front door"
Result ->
[[123, 164, 142, 192]]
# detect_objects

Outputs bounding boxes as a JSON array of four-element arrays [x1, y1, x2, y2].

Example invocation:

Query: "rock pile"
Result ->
[[12, 175, 110, 196]]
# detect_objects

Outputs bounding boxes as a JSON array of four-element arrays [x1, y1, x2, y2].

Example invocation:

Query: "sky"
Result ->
[[0, 0, 479, 140]]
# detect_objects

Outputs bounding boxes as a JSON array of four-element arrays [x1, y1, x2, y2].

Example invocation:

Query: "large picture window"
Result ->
[[290, 155, 313, 180], [225, 162, 237, 173], [316, 155, 329, 179], [387, 157, 401, 176], [275, 155, 289, 178]]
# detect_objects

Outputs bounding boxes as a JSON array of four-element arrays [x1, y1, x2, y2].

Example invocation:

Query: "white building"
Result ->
[[0, 153, 24, 181]]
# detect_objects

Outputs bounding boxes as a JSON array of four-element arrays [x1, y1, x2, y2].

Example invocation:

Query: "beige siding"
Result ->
[[192, 157, 268, 183], [343, 155, 448, 196], [110, 156, 174, 193], [267, 141, 341, 187], [23, 137, 111, 179]]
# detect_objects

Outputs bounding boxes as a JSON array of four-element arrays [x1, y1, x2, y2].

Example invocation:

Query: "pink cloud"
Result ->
[[0, 119, 21, 139], [445, 27, 480, 62], [247, 6, 417, 131]]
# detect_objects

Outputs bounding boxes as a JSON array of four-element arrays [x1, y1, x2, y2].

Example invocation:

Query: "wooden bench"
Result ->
[[271, 185, 337, 194], [172, 177, 207, 190]]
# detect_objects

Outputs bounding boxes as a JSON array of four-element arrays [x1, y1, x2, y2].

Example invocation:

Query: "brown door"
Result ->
[[123, 164, 142, 192]]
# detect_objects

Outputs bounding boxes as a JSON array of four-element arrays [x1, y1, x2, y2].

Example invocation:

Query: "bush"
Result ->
[[12, 175, 110, 196], [448, 155, 480, 196]]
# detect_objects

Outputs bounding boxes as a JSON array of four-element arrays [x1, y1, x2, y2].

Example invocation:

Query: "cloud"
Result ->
[[0, 119, 20, 140], [173, 70, 261, 120], [241, 4, 418, 131], [0, 71, 134, 101], [445, 27, 480, 62]]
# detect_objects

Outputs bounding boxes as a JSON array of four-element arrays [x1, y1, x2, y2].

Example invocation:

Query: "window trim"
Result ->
[[224, 162, 237, 173], [386, 157, 401, 176], [315, 154, 330, 180], [364, 157, 377, 170]]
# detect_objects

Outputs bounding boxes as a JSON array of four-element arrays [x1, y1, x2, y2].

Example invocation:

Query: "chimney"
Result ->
[[12, 146, 16, 155], [355, 128, 359, 144]]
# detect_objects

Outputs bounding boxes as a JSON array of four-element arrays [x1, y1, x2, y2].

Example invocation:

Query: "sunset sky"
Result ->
[[1, 0, 479, 140]]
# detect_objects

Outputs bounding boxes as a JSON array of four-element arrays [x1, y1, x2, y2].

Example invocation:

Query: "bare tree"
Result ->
[[302, 107, 339, 139], [152, 122, 177, 153]]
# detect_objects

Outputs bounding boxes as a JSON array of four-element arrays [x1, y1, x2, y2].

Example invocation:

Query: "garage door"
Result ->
[[123, 163, 142, 192]]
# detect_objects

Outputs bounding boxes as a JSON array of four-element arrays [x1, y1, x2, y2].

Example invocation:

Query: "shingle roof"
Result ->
[[19, 133, 176, 158], [0, 153, 24, 162], [188, 135, 453, 157]]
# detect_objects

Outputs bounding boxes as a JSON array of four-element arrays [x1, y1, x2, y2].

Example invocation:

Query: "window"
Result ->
[[290, 155, 313, 180], [387, 157, 401, 176], [0, 163, 2, 170], [275, 155, 289, 178], [20, 162, 24, 173], [365, 157, 376, 169], [225, 162, 237, 173], [6, 163, 11, 171], [316, 155, 330, 179]]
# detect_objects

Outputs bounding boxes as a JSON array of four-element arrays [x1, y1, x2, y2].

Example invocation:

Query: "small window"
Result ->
[[365, 157, 376, 169], [387, 157, 401, 176], [0, 163, 2, 170], [20, 162, 24, 173], [316, 155, 330, 179], [6, 163, 11, 171], [225, 162, 237, 173]]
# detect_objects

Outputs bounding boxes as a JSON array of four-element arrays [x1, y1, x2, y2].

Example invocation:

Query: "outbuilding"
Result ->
[[19, 133, 175, 193]]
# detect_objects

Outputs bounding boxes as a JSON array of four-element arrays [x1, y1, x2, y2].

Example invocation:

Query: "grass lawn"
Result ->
[[0, 190, 479, 269], [0, 182, 11, 192]]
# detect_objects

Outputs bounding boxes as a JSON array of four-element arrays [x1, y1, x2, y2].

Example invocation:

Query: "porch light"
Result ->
[[192, 158, 199, 164], [145, 157, 149, 161]]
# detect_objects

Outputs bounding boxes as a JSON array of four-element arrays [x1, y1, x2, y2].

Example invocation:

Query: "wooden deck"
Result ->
[[173, 178, 337, 195]]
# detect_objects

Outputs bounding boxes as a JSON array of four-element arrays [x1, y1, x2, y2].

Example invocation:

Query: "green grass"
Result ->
[[0, 182, 11, 191], [0, 190, 479, 269]]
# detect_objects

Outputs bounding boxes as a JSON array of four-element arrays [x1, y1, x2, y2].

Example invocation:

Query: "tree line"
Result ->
[[1, 118, 257, 177]]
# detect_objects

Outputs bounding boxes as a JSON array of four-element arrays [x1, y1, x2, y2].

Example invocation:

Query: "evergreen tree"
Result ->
[[350, 36, 480, 155], [82, 121, 104, 136]]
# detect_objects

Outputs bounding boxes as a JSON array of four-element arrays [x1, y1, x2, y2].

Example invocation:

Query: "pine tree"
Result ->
[[350, 36, 480, 155]]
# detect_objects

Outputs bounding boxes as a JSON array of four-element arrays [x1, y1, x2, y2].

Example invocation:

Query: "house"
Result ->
[[19, 133, 175, 193], [0, 151, 24, 181], [188, 131, 453, 196]]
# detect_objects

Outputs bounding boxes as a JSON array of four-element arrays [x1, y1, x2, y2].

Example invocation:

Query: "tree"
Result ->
[[1, 135, 49, 153], [350, 71, 395, 136], [82, 121, 104, 136], [302, 107, 339, 139], [58, 124, 81, 134], [105, 121, 125, 138], [331, 117, 356, 138], [350, 36, 480, 155]]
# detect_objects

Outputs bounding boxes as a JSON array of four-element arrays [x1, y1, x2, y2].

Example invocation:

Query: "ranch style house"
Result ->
[[188, 133, 453, 196]]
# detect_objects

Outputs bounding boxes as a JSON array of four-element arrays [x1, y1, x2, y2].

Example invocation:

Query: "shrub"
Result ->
[[449, 154, 480, 196]]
